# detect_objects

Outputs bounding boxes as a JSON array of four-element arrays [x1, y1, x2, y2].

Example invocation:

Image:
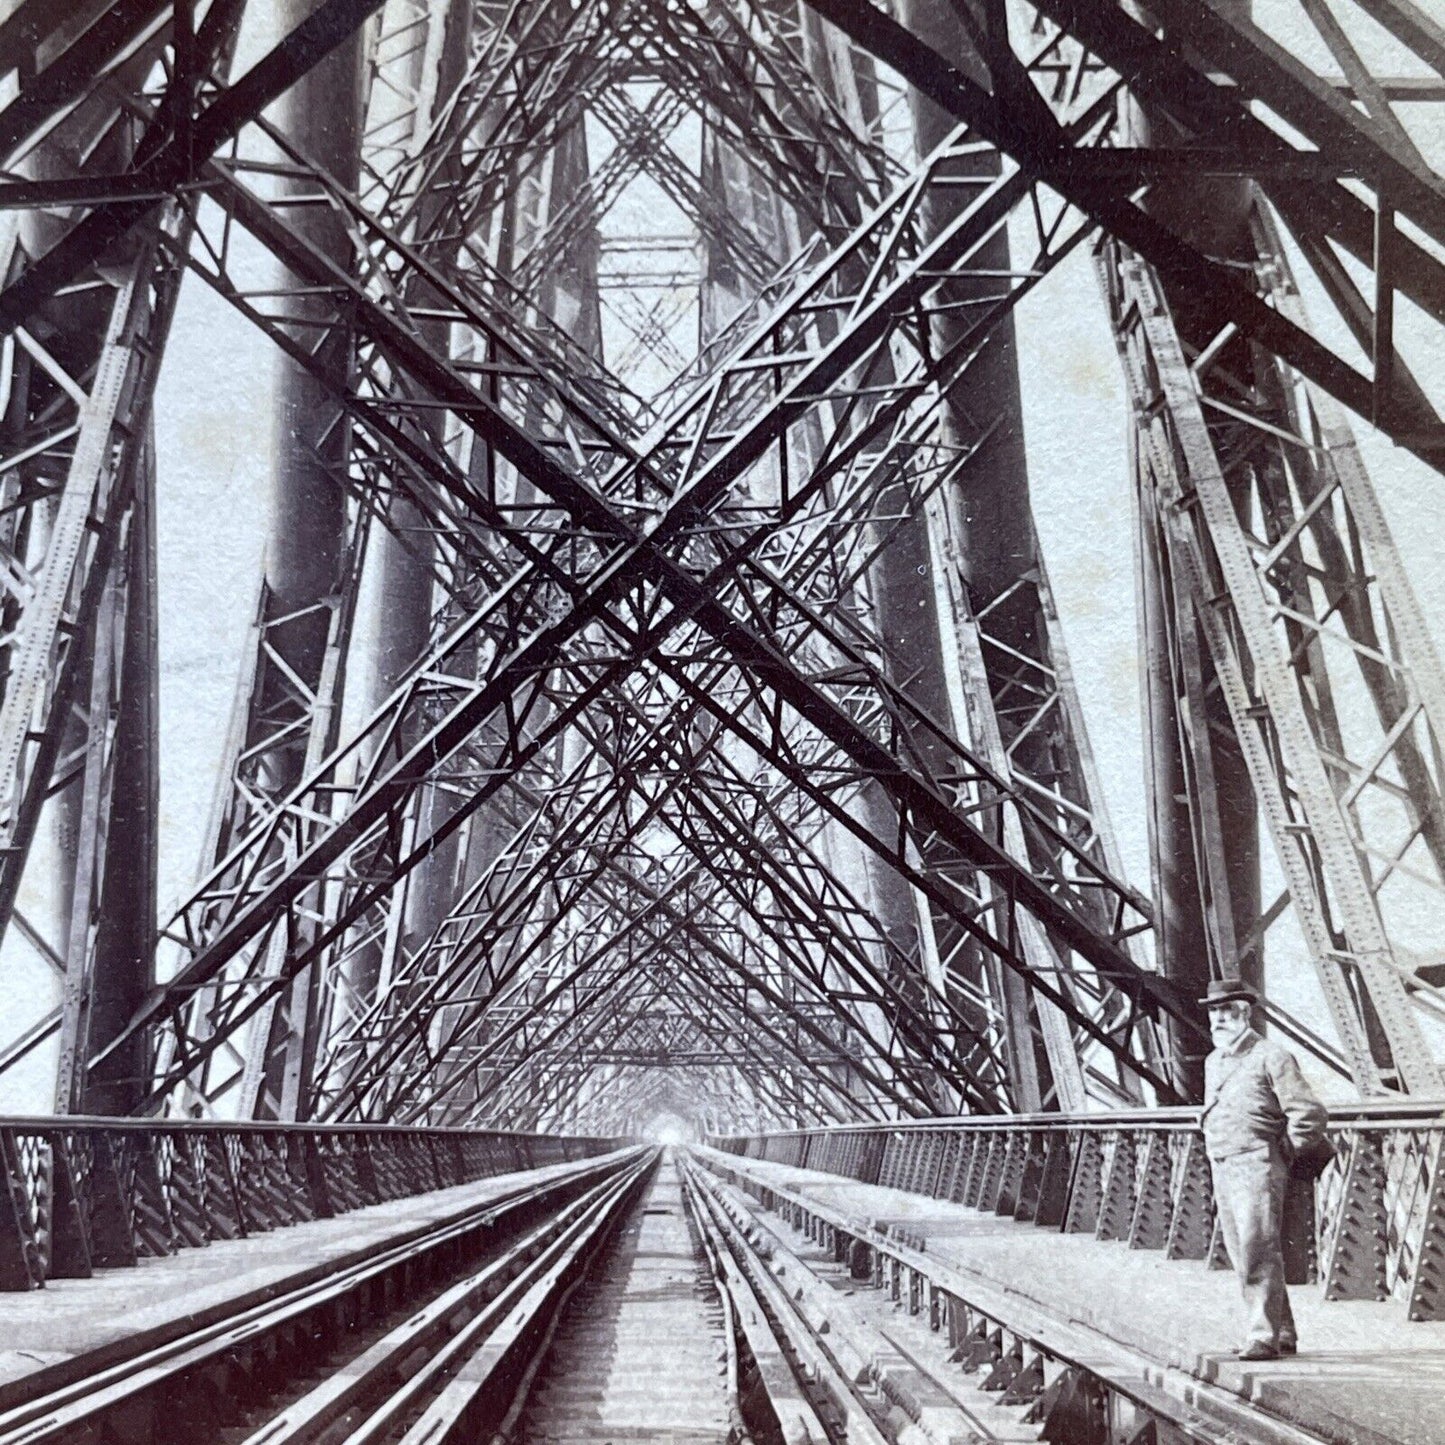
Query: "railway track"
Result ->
[[0, 1148, 653, 1445], [493, 1150, 1016, 1445], [2, 1147, 1029, 1445], [515, 1159, 736, 1444], [4, 1143, 1334, 1445], [697, 1150, 1346, 1445], [676, 1153, 1018, 1445]]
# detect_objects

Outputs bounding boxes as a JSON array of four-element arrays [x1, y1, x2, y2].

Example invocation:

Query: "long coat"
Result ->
[[1201, 1028, 1327, 1163]]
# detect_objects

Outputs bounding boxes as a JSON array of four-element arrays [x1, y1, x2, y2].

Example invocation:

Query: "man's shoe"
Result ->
[[1237, 1342, 1280, 1361], [1277, 1340, 1297, 1356]]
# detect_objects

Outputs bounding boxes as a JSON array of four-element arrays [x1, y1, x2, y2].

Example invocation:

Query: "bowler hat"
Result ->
[[1199, 976, 1258, 1008]]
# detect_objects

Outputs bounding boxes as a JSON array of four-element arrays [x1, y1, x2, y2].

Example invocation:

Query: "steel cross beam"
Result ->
[[647, 648, 1173, 1103], [645, 0, 898, 231], [467, 955, 847, 1131], [906, 0, 1445, 1091], [82, 106, 1208, 1109], [475, 954, 866, 1130], [183, 0, 574, 1118], [301, 686, 807, 1117], [317, 652, 977, 1122], [0, 0, 392, 335], [507, 83, 781, 302], [11, 0, 1445, 1121], [568, 708, 997, 1097], [438, 924, 902, 1128], [800, 0, 1445, 470], [636, 717, 1011, 1105], [5, 2, 1173, 1115], [655, 802, 1000, 1109], [310, 400, 1068, 1122], [323, 807, 948, 1129], [1014, 0, 1445, 424], [354, 889, 831, 1123], [289, 756, 668, 1119], [0, 0, 176, 180], [378, 0, 634, 255], [418, 907, 921, 1125], [170, 11, 814, 1109], [161, 0, 694, 1114]]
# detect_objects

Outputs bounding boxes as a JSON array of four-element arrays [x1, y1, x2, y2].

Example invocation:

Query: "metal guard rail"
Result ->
[[0, 1117, 629, 1290], [710, 1102, 1445, 1322]]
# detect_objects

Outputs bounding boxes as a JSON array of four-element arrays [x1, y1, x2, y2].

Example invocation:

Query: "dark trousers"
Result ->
[[1211, 1145, 1296, 1347]]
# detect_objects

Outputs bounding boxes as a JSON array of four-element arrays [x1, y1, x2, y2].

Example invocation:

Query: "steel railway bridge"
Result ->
[[0, 0, 1443, 1440]]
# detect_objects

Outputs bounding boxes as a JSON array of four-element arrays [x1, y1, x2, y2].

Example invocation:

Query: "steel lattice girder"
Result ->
[[0, 5, 253, 1108], [183, 2, 1288, 1103], [307, 343, 1075, 1121], [189, 0, 596, 1117], [0, 0, 387, 330], [800, 0, 1445, 468], [87, 109, 1196, 1103], [36, 109, 994, 1086], [791, 0, 1445, 1098], [1105, 232, 1445, 1094], [0, 0, 370, 1092], [341, 673, 1001, 1121], [313, 662, 984, 1123], [162, 0, 673, 1114], [306, 678, 943, 1122], [479, 962, 861, 1129], [0, 1, 174, 177], [5, 0, 1439, 1115], [345, 894, 889, 1125]]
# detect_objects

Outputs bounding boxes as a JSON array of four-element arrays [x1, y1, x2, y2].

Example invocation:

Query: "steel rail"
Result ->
[[678, 1153, 832, 1445], [693, 1146, 1350, 1444], [229, 1150, 652, 1445], [0, 1147, 646, 1441], [325, 1152, 653, 1445], [679, 1152, 991, 1445]]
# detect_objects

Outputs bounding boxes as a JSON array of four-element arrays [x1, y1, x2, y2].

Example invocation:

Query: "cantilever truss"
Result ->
[[0, 0, 1442, 1133]]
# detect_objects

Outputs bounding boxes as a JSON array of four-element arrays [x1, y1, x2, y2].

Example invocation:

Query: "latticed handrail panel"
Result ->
[[0, 1117, 626, 1290], [711, 1102, 1445, 1321]]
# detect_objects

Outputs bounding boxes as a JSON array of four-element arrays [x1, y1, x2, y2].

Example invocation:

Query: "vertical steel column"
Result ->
[[888, 0, 1049, 1108], [792, 5, 967, 1113], [246, 0, 365, 1118], [61, 471, 159, 1115], [1127, 0, 1262, 1096], [28, 29, 178, 1115], [367, 0, 471, 709], [352, 0, 472, 1004]]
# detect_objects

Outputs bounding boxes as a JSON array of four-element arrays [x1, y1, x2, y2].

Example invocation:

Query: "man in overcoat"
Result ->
[[1200, 977, 1329, 1360]]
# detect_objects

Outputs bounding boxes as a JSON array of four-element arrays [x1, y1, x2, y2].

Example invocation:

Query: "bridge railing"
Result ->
[[709, 1101, 1445, 1322], [0, 1117, 629, 1290]]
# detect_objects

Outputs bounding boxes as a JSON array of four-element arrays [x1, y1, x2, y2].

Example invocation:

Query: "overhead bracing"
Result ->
[[0, 0, 1441, 1128], [119, 112, 1178, 1111]]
